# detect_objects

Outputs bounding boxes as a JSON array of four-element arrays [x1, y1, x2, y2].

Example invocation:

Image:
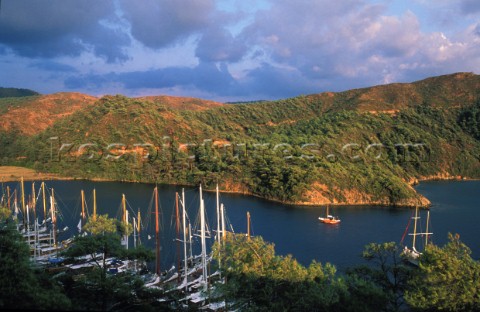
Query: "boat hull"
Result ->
[[318, 217, 341, 224]]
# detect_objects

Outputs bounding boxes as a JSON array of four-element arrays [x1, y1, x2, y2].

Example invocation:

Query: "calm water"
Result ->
[[3, 180, 479, 271]]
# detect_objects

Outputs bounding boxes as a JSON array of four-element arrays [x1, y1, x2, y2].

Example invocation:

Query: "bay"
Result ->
[[3, 179, 479, 271]]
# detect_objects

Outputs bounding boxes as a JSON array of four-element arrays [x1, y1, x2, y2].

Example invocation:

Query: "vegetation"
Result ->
[[210, 232, 480, 312], [1, 73, 480, 206], [1, 204, 479, 311], [405, 233, 480, 311], [212, 234, 345, 311], [0, 215, 71, 310], [0, 87, 39, 98]]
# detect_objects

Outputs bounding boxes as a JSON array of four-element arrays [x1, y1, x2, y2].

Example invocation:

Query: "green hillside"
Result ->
[[1, 73, 480, 207], [0, 87, 39, 98]]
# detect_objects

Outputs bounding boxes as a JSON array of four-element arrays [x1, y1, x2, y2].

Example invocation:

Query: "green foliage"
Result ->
[[0, 87, 39, 98], [212, 234, 345, 311], [405, 233, 480, 312], [0, 206, 11, 221], [458, 100, 480, 140], [0, 221, 71, 310], [346, 242, 413, 312], [2, 74, 480, 206], [83, 214, 117, 235]]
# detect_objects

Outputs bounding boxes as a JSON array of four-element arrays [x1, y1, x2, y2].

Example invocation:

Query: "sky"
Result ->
[[0, 0, 479, 102]]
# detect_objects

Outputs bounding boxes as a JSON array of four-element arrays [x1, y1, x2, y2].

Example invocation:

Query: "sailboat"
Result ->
[[318, 205, 341, 224], [401, 206, 433, 265]]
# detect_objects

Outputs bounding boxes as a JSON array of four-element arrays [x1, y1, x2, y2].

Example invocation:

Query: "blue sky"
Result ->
[[0, 0, 479, 102]]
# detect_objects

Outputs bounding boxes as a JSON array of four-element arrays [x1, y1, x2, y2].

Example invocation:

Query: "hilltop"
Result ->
[[0, 72, 479, 207], [0, 87, 39, 98]]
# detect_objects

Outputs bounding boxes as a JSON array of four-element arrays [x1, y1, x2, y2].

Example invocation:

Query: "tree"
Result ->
[[212, 234, 345, 311], [346, 242, 412, 312], [405, 233, 480, 311], [0, 219, 71, 310], [63, 215, 155, 311]]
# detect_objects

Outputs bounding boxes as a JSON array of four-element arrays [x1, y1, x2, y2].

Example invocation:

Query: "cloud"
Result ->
[[460, 0, 480, 14], [119, 0, 215, 49], [195, 26, 248, 62], [29, 60, 77, 72], [0, 0, 130, 62], [65, 61, 237, 95], [2, 0, 480, 100]]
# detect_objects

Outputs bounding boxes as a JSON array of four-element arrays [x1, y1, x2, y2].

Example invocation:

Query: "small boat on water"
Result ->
[[318, 205, 341, 224]]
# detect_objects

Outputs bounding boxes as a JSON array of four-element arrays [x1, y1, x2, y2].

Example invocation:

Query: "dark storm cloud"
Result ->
[[0, 0, 130, 62], [65, 62, 237, 95], [30, 60, 77, 72], [195, 26, 248, 63], [119, 0, 215, 49]]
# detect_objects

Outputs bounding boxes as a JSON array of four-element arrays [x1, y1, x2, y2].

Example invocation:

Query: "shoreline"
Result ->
[[1, 166, 478, 208]]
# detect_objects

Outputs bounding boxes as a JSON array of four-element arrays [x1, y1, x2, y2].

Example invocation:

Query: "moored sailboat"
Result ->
[[401, 206, 433, 265], [318, 205, 341, 224]]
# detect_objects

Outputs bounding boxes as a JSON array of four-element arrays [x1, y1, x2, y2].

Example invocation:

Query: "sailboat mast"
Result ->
[[425, 210, 430, 246], [154, 187, 160, 276], [122, 194, 128, 249], [412, 206, 418, 250], [137, 209, 141, 245], [81, 190, 86, 223], [221, 203, 226, 241], [51, 189, 57, 248], [125, 210, 129, 250], [93, 189, 97, 220], [175, 192, 181, 280], [21, 177, 26, 228], [200, 196, 207, 287], [216, 184, 220, 244], [6, 185, 10, 211], [31, 182, 36, 221], [247, 211, 251, 241], [133, 217, 137, 248], [26, 204, 30, 249], [41, 182, 46, 222], [182, 188, 188, 289]]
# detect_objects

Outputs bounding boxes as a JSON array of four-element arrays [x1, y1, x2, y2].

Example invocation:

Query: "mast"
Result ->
[[93, 189, 97, 220], [21, 177, 26, 228], [425, 209, 430, 246], [200, 188, 207, 288], [31, 182, 36, 222], [137, 209, 141, 245], [81, 190, 86, 223], [125, 210, 129, 249], [221, 203, 226, 241], [247, 211, 251, 241], [182, 188, 188, 290], [175, 192, 181, 280], [122, 194, 128, 249], [41, 182, 46, 222], [6, 185, 10, 211], [412, 206, 419, 251], [26, 204, 30, 251], [14, 189, 18, 219], [133, 217, 137, 249], [154, 187, 160, 276], [216, 184, 220, 244], [51, 189, 57, 248]]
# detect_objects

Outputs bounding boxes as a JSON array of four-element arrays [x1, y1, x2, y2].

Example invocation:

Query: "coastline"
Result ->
[[1, 166, 477, 208]]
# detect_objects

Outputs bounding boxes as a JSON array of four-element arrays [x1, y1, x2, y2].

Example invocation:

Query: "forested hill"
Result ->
[[1, 72, 479, 207], [0, 87, 39, 98]]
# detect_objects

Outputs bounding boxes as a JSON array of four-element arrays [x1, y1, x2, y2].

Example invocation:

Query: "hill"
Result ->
[[1, 72, 479, 207], [0, 92, 97, 135], [0, 87, 39, 98]]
